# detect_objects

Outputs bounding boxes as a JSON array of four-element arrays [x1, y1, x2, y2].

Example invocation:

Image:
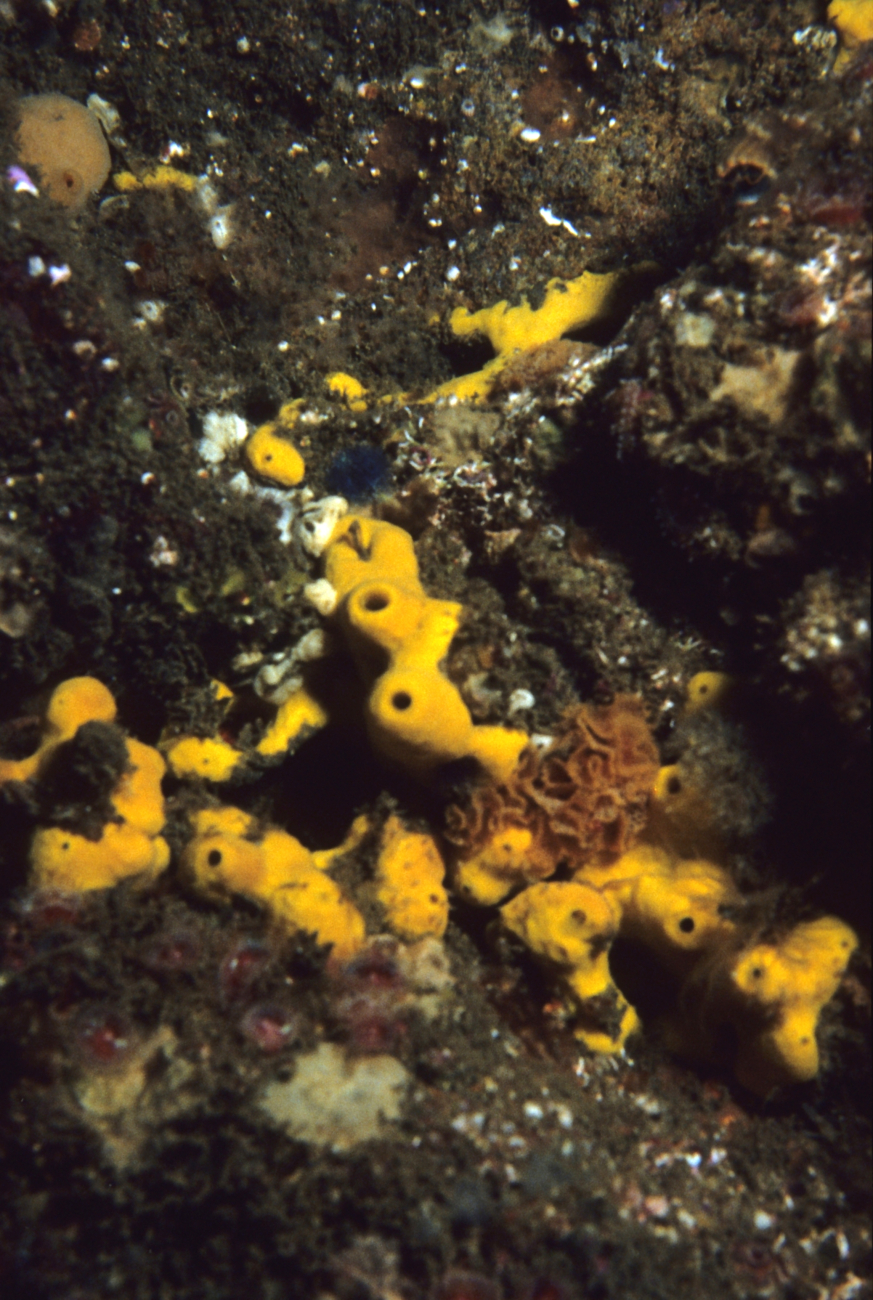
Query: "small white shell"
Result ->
[[296, 495, 349, 557], [304, 579, 338, 616]]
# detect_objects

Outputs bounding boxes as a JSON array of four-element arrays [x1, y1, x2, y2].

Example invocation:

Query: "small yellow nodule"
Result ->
[[684, 671, 732, 714], [113, 166, 198, 194], [165, 735, 243, 782], [326, 372, 369, 412]]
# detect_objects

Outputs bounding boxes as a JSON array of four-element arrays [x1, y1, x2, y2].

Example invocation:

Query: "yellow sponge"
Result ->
[[425, 270, 627, 404], [20, 682, 170, 893], [611, 856, 739, 972], [324, 516, 527, 780], [245, 422, 305, 488], [501, 881, 639, 1052], [30, 822, 169, 892], [730, 916, 858, 1095], [452, 824, 555, 907], [374, 814, 449, 941], [0, 676, 117, 788], [828, 0, 873, 67], [165, 735, 243, 782], [182, 806, 366, 961]]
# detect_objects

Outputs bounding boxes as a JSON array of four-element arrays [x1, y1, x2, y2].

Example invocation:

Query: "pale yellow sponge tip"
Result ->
[[326, 372, 369, 412], [684, 671, 732, 714], [375, 815, 449, 941]]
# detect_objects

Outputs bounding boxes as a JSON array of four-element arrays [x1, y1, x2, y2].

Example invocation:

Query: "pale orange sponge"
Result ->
[[15, 94, 110, 210]]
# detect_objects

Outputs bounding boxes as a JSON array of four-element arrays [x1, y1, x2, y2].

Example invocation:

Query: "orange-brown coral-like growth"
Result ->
[[445, 695, 659, 905]]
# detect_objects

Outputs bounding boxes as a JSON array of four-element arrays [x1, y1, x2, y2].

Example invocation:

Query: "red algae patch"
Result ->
[[15, 94, 110, 210]]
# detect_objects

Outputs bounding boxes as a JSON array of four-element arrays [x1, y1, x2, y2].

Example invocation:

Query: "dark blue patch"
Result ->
[[326, 444, 392, 502]]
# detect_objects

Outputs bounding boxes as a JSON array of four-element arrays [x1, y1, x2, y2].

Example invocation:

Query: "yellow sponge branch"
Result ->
[[324, 516, 527, 780]]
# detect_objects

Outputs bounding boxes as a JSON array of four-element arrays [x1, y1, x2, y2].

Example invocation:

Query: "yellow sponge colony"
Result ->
[[468, 671, 859, 1091], [428, 270, 625, 403], [728, 917, 858, 1095], [501, 881, 640, 1053], [182, 806, 366, 961], [374, 815, 449, 941], [11, 679, 171, 893], [324, 516, 528, 780]]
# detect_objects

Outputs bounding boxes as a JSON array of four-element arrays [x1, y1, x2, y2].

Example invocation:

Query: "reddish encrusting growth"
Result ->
[[446, 695, 659, 873]]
